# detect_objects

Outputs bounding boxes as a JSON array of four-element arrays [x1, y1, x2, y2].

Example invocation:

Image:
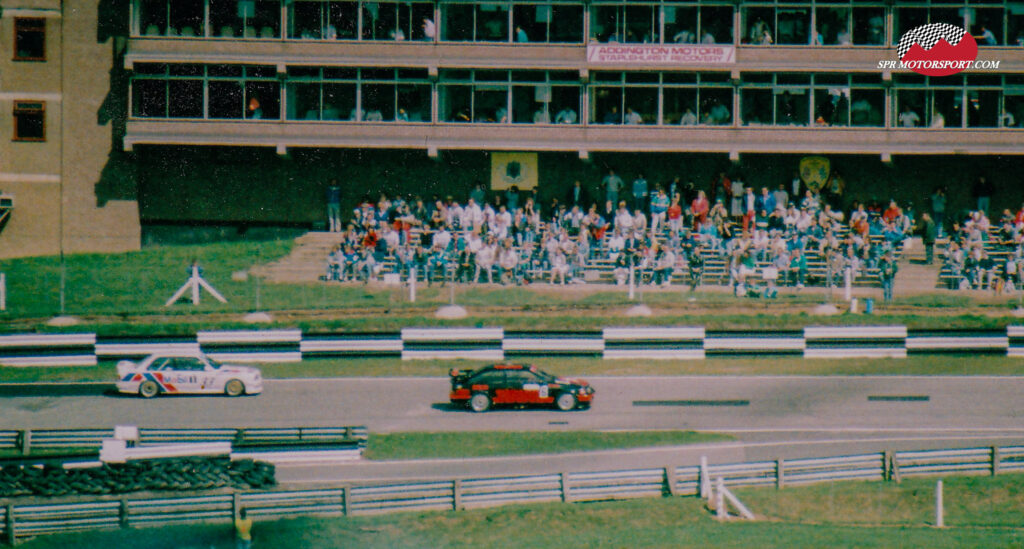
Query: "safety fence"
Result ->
[[0, 427, 368, 456], [1, 326, 1022, 366], [2, 445, 1022, 545]]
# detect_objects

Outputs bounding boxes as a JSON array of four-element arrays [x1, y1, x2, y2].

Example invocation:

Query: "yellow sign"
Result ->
[[490, 152, 538, 191], [799, 156, 830, 193]]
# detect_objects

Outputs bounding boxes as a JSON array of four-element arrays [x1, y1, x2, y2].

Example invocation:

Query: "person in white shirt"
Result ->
[[614, 203, 634, 233], [474, 236, 496, 283], [898, 106, 921, 127], [432, 227, 451, 250], [422, 18, 436, 41], [555, 108, 578, 124], [679, 108, 698, 126], [624, 108, 643, 125]]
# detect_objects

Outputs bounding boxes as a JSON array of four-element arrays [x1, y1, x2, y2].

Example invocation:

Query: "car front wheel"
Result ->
[[139, 380, 159, 398], [470, 393, 491, 413], [225, 379, 245, 397], [556, 393, 577, 411]]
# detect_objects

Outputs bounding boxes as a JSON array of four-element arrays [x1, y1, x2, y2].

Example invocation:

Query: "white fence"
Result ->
[[2, 445, 1023, 545]]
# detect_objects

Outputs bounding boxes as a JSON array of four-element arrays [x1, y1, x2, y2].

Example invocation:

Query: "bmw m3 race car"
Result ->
[[116, 352, 263, 398], [449, 363, 594, 412]]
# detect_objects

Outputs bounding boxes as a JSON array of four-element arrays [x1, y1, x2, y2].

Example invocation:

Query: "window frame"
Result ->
[[13, 17, 47, 61], [13, 101, 46, 142]]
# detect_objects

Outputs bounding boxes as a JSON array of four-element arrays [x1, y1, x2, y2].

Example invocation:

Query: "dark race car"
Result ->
[[449, 363, 594, 412]]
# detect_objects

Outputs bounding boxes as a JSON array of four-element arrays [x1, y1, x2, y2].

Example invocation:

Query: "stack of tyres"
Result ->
[[0, 457, 275, 498]]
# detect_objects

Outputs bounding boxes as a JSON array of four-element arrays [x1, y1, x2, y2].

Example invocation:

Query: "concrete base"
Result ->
[[812, 303, 840, 315], [436, 305, 469, 319], [243, 312, 273, 323], [625, 304, 653, 317], [46, 316, 82, 327], [231, 270, 250, 281]]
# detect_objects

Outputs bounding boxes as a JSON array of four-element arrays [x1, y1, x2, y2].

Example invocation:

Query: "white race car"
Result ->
[[116, 352, 263, 398]]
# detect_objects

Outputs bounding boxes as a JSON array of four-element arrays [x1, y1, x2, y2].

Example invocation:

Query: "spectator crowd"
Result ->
[[320, 170, 944, 299]]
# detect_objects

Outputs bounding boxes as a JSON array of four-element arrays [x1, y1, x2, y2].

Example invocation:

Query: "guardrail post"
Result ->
[[452, 479, 462, 511], [119, 497, 129, 528], [234, 429, 245, 446], [232, 492, 240, 521], [934, 479, 944, 528], [991, 446, 1000, 476], [341, 486, 349, 517], [776, 459, 785, 490], [560, 472, 570, 503], [887, 450, 901, 484], [18, 431, 30, 456], [5, 502, 15, 547], [664, 466, 679, 497]]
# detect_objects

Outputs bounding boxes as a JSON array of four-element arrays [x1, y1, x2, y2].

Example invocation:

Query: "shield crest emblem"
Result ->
[[799, 156, 830, 192]]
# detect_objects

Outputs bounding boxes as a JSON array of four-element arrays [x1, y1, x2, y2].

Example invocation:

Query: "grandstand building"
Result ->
[[1, 0, 1023, 257]]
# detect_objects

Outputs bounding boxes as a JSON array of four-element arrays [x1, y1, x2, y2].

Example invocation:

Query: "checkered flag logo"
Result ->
[[897, 23, 966, 60]]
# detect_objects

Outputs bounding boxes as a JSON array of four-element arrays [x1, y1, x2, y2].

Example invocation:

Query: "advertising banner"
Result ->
[[586, 44, 736, 65]]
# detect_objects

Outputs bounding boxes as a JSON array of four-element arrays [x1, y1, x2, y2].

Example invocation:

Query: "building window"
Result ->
[[14, 18, 46, 60], [13, 102, 46, 141]]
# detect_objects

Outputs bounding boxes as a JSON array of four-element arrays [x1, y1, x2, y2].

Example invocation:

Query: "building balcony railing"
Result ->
[[124, 38, 1024, 73], [124, 119, 1024, 156]]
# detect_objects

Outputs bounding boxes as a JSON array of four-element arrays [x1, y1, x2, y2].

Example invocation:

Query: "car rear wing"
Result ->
[[449, 368, 472, 387]]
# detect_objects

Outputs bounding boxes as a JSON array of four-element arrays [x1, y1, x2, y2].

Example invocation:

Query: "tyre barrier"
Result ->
[[0, 457, 274, 498]]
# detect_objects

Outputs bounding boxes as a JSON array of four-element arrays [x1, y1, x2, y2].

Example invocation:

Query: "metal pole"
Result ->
[[935, 479, 944, 528], [255, 245, 262, 311], [628, 257, 635, 301], [844, 266, 852, 301], [0, 272, 6, 311], [410, 266, 417, 303], [59, 255, 66, 315]]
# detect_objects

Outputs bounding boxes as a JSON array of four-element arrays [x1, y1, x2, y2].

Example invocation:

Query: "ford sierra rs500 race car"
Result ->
[[449, 363, 593, 412], [116, 352, 263, 398]]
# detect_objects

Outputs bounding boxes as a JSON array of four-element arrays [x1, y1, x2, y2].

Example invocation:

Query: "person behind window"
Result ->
[[422, 18, 436, 41], [898, 105, 920, 127], [974, 25, 996, 46], [246, 97, 262, 119], [673, 28, 695, 43], [555, 107, 577, 124], [624, 108, 643, 125], [701, 30, 716, 44], [516, 26, 529, 43], [679, 107, 698, 126]]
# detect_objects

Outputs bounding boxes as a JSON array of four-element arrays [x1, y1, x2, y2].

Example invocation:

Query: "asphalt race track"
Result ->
[[3, 376, 1022, 482], [2, 375, 1022, 434]]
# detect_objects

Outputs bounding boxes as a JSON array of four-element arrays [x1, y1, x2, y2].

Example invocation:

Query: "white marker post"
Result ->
[[628, 263, 636, 300], [165, 264, 227, 307], [0, 272, 5, 311], [935, 479, 944, 528], [844, 266, 852, 301]]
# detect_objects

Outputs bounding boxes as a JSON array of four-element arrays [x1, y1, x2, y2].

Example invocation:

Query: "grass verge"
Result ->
[[3, 354, 1023, 384], [18, 475, 1024, 548], [363, 431, 732, 460]]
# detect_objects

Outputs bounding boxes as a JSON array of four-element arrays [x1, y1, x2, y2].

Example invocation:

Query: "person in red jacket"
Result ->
[[691, 190, 709, 231]]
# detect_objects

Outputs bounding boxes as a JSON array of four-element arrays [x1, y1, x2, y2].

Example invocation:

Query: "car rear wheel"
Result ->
[[470, 393, 491, 413], [556, 393, 577, 411], [225, 379, 245, 397], [139, 380, 159, 399]]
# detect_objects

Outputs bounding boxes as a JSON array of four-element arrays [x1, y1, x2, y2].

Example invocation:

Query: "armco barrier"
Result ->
[[3, 326, 1024, 366], [2, 445, 1023, 544], [2, 427, 367, 455]]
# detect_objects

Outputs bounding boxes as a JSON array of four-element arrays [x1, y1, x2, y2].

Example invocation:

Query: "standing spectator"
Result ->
[[470, 182, 487, 207], [326, 180, 342, 232], [235, 507, 253, 549], [691, 190, 710, 230], [422, 18, 436, 40], [773, 183, 789, 211], [602, 168, 623, 207], [879, 250, 898, 301], [632, 173, 649, 211], [973, 176, 994, 215], [566, 180, 589, 209], [649, 187, 669, 235], [930, 187, 947, 238], [743, 187, 757, 234], [920, 213, 937, 265]]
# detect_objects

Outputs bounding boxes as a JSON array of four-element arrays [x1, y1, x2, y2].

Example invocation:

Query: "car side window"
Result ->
[[177, 358, 205, 371], [148, 357, 170, 371], [469, 371, 505, 387], [506, 370, 539, 385]]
